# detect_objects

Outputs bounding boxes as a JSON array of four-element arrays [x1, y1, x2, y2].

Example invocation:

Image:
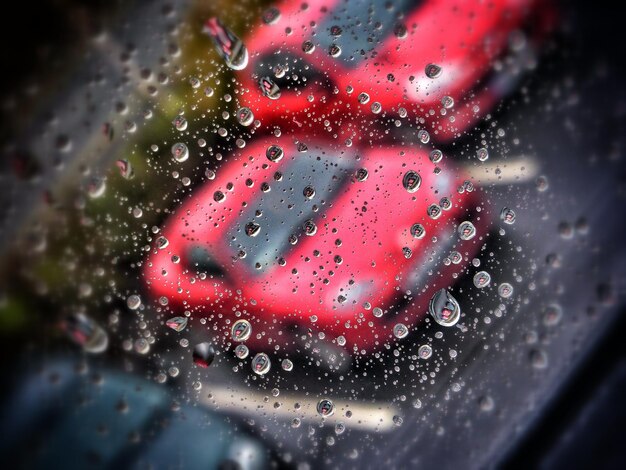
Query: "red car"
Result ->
[[230, 0, 554, 143], [143, 136, 488, 352]]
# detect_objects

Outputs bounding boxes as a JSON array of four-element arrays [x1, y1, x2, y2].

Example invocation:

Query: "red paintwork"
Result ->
[[234, 0, 554, 143], [144, 136, 488, 351]]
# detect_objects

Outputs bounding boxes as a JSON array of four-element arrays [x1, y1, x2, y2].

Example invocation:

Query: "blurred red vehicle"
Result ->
[[232, 0, 554, 143], [143, 136, 488, 352]]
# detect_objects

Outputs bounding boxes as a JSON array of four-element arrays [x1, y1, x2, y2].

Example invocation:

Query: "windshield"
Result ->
[[0, 1, 625, 469]]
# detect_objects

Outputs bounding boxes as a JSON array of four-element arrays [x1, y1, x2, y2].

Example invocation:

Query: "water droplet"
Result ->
[[393, 323, 409, 339], [266, 144, 284, 162], [530, 349, 548, 369], [302, 40, 316, 54], [192, 342, 216, 368], [329, 44, 342, 58], [189, 77, 201, 89], [62, 313, 108, 354], [273, 64, 286, 78], [498, 283, 514, 298], [418, 344, 432, 359], [231, 319, 252, 341], [235, 344, 249, 359], [259, 76, 281, 99], [281, 358, 294, 371], [317, 398, 335, 417], [303, 219, 317, 236], [172, 115, 188, 131], [441, 95, 454, 109], [156, 236, 169, 249], [543, 304, 563, 326], [403, 170, 421, 193], [116, 160, 134, 179], [500, 207, 516, 224], [357, 92, 370, 104], [262, 7, 281, 25], [418, 130, 430, 144], [394, 23, 408, 39], [427, 204, 442, 219], [303, 185, 316, 199], [355, 168, 369, 182], [245, 222, 261, 237], [134, 338, 150, 354], [125, 121, 136, 134], [536, 175, 549, 192], [166, 316, 188, 332], [430, 149, 443, 163], [425, 63, 443, 79], [203, 17, 248, 70], [236, 107, 254, 126], [440, 197, 452, 211], [473, 271, 491, 288], [449, 251, 462, 264], [429, 289, 461, 327], [252, 353, 271, 375], [479, 396, 495, 412], [410, 223, 426, 239], [477, 148, 489, 162], [171, 143, 189, 162], [458, 221, 476, 240], [87, 177, 106, 199], [127, 294, 142, 310], [213, 191, 226, 203]]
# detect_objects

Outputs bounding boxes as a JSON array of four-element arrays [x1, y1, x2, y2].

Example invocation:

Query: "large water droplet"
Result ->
[[266, 144, 284, 162], [500, 207, 516, 224], [192, 342, 216, 367], [62, 313, 108, 354], [458, 221, 477, 240], [236, 107, 254, 126], [403, 170, 421, 193], [259, 76, 281, 99], [429, 289, 461, 327], [166, 316, 188, 332], [317, 398, 335, 417], [252, 352, 271, 375], [262, 7, 281, 25], [418, 344, 433, 359], [127, 294, 142, 310], [473, 271, 491, 288], [393, 323, 409, 339], [425, 63, 443, 78], [203, 17, 248, 70], [231, 319, 252, 341], [235, 344, 249, 359], [171, 143, 189, 162]]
